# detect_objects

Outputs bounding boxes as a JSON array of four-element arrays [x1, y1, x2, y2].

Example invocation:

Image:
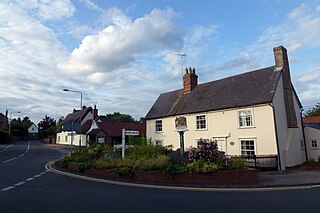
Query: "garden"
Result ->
[[56, 138, 258, 184]]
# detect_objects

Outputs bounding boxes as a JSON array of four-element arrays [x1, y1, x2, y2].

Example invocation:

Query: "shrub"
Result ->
[[78, 161, 93, 173], [228, 157, 246, 170], [185, 161, 219, 173], [306, 158, 317, 167], [126, 144, 168, 160], [56, 154, 73, 168], [112, 167, 134, 178], [161, 162, 186, 177], [0, 129, 12, 144], [187, 138, 225, 164]]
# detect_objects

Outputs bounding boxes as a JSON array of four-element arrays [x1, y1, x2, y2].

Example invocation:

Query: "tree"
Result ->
[[38, 115, 56, 138], [10, 117, 28, 137], [22, 116, 31, 123], [304, 103, 320, 117], [106, 112, 136, 122]]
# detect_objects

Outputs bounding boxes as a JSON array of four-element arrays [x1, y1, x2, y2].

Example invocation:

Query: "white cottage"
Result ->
[[145, 46, 306, 171]]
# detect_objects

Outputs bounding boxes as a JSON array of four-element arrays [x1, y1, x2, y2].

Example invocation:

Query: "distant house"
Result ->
[[0, 112, 8, 129], [303, 116, 320, 161], [145, 46, 306, 171], [22, 122, 38, 135], [86, 116, 146, 146], [56, 106, 98, 146]]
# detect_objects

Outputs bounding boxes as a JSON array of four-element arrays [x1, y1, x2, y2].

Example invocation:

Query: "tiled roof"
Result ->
[[63, 107, 93, 123], [303, 116, 320, 124], [88, 119, 146, 137], [304, 123, 320, 130], [81, 119, 93, 133], [0, 113, 6, 123], [146, 66, 281, 119]]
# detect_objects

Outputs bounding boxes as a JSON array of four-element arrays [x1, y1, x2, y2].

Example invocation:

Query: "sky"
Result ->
[[0, 0, 320, 124]]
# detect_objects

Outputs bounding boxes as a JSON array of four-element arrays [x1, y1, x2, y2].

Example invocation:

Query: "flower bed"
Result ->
[[66, 162, 258, 185]]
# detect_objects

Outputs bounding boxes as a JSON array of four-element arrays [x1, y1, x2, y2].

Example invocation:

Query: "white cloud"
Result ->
[[79, 0, 102, 11], [59, 7, 183, 75]]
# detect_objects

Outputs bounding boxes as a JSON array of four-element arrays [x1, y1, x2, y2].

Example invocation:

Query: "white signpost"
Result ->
[[122, 129, 139, 159]]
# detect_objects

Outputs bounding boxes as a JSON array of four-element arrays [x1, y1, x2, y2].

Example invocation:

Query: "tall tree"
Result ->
[[22, 116, 31, 123], [106, 112, 136, 122], [304, 103, 320, 117], [38, 115, 56, 138]]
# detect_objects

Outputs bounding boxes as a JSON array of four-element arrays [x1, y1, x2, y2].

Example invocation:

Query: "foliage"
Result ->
[[78, 161, 94, 173], [112, 167, 134, 178], [126, 143, 169, 160], [22, 116, 31, 123], [106, 112, 136, 122], [10, 118, 28, 137], [306, 158, 317, 167], [38, 115, 56, 138], [161, 162, 186, 177], [56, 154, 73, 168], [187, 138, 225, 164], [228, 157, 247, 170], [128, 136, 150, 146], [0, 129, 12, 143], [304, 103, 320, 117], [185, 160, 219, 173]]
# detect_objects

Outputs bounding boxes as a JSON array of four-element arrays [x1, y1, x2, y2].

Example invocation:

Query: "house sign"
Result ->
[[125, 130, 139, 136], [175, 117, 187, 132]]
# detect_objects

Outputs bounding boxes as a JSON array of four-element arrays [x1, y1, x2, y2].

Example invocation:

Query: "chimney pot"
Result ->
[[183, 66, 198, 93]]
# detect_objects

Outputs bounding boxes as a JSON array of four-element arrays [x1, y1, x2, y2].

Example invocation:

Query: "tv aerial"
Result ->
[[174, 53, 187, 85]]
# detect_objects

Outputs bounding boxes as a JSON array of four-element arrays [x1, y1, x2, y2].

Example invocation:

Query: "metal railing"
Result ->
[[230, 155, 278, 171]]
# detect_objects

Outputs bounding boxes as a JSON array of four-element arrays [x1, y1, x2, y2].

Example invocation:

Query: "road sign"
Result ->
[[125, 130, 139, 136]]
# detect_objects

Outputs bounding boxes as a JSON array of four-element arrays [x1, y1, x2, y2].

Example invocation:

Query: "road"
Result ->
[[1, 140, 320, 213]]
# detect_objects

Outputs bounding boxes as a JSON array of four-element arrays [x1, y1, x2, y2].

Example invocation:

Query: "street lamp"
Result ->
[[63, 89, 83, 147], [8, 111, 21, 134]]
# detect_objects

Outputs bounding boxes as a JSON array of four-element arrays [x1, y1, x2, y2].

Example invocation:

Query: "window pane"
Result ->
[[241, 140, 255, 156], [196, 115, 206, 129]]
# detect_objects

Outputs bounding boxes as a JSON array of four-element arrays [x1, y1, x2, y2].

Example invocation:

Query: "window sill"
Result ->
[[196, 128, 208, 131], [238, 126, 255, 129], [155, 131, 163, 134], [311, 147, 319, 150]]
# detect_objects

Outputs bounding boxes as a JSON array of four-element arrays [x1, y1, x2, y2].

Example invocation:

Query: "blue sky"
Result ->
[[0, 0, 319, 123]]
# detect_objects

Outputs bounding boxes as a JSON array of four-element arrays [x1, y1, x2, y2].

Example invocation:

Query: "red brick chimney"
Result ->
[[183, 67, 198, 94], [273, 46, 298, 128], [93, 105, 98, 120]]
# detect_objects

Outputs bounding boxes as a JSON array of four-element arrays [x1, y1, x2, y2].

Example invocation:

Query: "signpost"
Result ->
[[175, 117, 188, 160], [122, 129, 139, 159]]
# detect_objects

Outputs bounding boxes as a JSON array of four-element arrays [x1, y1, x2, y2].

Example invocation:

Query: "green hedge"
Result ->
[[0, 129, 12, 144]]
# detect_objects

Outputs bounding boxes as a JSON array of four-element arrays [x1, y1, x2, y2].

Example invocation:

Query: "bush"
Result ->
[[306, 158, 317, 167], [0, 129, 12, 144], [126, 144, 168, 160], [161, 162, 186, 177], [228, 157, 246, 170], [185, 161, 219, 173], [112, 167, 134, 178], [78, 161, 94, 173], [187, 138, 225, 164], [56, 154, 73, 168]]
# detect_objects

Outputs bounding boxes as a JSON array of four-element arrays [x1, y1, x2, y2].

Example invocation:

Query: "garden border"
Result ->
[[67, 162, 258, 185]]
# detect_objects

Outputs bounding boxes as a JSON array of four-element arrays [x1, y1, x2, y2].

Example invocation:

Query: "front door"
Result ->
[[216, 139, 227, 153]]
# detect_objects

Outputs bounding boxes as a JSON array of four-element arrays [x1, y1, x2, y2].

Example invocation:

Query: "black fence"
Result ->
[[230, 155, 278, 171]]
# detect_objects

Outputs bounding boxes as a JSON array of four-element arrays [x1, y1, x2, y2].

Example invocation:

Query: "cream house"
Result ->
[[303, 116, 320, 161], [145, 46, 306, 171]]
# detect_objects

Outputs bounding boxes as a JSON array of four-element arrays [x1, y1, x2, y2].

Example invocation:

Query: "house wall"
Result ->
[[56, 131, 87, 146], [28, 124, 38, 134], [304, 126, 320, 161], [147, 104, 278, 156], [272, 75, 305, 169]]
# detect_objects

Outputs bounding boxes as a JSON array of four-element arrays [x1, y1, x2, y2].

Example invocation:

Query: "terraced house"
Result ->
[[145, 46, 306, 171]]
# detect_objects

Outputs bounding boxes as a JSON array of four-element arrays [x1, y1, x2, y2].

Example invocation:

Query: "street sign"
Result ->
[[125, 130, 139, 136]]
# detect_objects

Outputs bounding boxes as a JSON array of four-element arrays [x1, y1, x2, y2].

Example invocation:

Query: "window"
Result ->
[[155, 120, 162, 132], [196, 115, 206, 130], [239, 110, 253, 127], [154, 140, 163, 146], [311, 140, 318, 148], [241, 139, 255, 156], [57, 136, 60, 142], [65, 136, 68, 142], [300, 140, 305, 149]]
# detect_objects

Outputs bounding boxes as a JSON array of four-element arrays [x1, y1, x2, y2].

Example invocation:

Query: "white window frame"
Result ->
[[155, 120, 162, 132], [240, 139, 256, 157], [311, 140, 318, 148], [238, 109, 254, 128], [154, 139, 163, 146], [65, 135, 68, 142], [196, 115, 207, 130], [57, 136, 60, 142]]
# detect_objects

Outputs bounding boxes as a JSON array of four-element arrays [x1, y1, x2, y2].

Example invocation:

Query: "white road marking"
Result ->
[[1, 186, 15, 191], [312, 185, 320, 188], [1, 170, 48, 192], [0, 144, 14, 153], [14, 182, 25, 186], [2, 142, 30, 164], [3, 157, 17, 163]]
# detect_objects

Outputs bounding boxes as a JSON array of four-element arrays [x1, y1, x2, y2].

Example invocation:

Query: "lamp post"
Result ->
[[8, 111, 21, 134], [63, 89, 83, 147]]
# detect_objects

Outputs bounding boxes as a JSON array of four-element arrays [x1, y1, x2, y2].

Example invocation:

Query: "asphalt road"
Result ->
[[1, 141, 320, 213]]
